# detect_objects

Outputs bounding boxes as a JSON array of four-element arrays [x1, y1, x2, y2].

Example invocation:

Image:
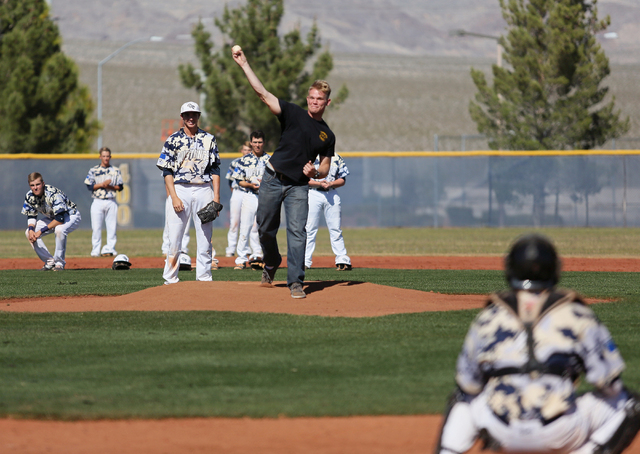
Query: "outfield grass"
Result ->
[[2, 227, 640, 259], [1, 302, 638, 420], [0, 227, 638, 420]]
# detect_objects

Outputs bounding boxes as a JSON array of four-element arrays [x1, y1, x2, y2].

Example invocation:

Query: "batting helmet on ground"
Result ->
[[179, 253, 192, 271], [112, 254, 132, 270]]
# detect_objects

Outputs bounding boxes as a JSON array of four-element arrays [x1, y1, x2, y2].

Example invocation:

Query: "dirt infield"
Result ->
[[1, 255, 639, 454], [2, 254, 640, 272]]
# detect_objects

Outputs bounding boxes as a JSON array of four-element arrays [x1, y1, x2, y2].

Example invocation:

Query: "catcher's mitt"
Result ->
[[197, 201, 223, 224]]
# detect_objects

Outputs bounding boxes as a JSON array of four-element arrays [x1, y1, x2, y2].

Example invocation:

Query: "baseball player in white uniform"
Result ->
[[156, 101, 221, 284], [225, 141, 252, 257], [22, 172, 82, 271], [231, 131, 268, 269], [435, 234, 640, 454], [162, 185, 191, 256], [84, 147, 123, 257], [305, 153, 351, 270]]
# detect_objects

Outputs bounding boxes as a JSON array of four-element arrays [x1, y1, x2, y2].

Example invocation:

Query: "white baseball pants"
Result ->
[[163, 183, 213, 284], [305, 189, 350, 268], [26, 211, 81, 268], [438, 389, 630, 454], [162, 196, 190, 255], [235, 191, 262, 265], [225, 188, 243, 256], [90, 198, 118, 256]]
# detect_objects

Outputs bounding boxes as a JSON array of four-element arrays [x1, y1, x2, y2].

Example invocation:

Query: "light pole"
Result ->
[[97, 36, 163, 149], [449, 29, 502, 67]]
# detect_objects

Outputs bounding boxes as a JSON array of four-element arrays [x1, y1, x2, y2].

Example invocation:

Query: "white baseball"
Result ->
[[232, 45, 242, 54]]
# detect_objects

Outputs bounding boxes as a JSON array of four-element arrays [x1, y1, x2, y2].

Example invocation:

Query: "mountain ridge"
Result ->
[[50, 0, 640, 63]]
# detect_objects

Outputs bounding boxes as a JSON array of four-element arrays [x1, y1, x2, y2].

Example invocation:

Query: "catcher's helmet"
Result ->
[[112, 254, 132, 270], [505, 234, 560, 291]]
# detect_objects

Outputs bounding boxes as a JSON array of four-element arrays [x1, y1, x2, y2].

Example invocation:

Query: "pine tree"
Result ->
[[179, 0, 348, 151], [469, 0, 628, 225], [0, 0, 99, 154]]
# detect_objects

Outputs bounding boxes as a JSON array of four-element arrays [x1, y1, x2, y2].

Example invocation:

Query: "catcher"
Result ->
[[435, 234, 640, 454]]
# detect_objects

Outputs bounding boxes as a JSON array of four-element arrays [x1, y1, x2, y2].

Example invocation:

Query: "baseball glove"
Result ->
[[248, 258, 265, 270], [197, 201, 223, 224]]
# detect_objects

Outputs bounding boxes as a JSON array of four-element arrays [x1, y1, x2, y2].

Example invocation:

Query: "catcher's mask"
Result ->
[[112, 254, 132, 270], [505, 234, 560, 291]]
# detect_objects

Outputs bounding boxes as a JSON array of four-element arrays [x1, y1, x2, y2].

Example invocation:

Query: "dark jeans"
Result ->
[[257, 169, 309, 287]]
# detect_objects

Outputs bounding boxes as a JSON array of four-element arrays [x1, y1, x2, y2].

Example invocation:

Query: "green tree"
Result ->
[[0, 0, 99, 154], [469, 0, 628, 225], [179, 0, 348, 151]]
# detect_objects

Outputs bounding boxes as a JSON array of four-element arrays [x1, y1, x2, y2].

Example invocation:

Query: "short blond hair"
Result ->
[[28, 172, 43, 183], [309, 80, 331, 99], [238, 141, 251, 153], [99, 146, 111, 156]]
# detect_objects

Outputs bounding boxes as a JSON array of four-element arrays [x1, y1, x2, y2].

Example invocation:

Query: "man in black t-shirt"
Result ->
[[233, 45, 335, 299]]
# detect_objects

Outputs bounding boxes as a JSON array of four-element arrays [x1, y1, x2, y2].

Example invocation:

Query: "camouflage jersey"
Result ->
[[456, 289, 625, 425], [309, 154, 349, 187], [226, 157, 242, 190], [84, 165, 124, 199], [156, 128, 221, 184], [21, 184, 79, 219], [231, 152, 271, 194]]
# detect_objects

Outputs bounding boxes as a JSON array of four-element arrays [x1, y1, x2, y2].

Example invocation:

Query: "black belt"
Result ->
[[311, 187, 332, 192], [265, 166, 295, 183]]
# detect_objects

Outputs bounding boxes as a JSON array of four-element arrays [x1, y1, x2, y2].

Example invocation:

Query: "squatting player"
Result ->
[[157, 101, 221, 284], [435, 234, 640, 454], [232, 44, 334, 299], [22, 172, 82, 271]]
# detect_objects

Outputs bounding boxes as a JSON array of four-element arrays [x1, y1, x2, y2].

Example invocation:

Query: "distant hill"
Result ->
[[50, 0, 640, 154], [51, 0, 640, 63]]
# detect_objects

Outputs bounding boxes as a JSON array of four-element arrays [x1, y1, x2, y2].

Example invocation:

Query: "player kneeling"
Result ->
[[435, 234, 640, 454]]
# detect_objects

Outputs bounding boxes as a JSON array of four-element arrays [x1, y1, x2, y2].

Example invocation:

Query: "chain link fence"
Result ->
[[2, 148, 639, 230]]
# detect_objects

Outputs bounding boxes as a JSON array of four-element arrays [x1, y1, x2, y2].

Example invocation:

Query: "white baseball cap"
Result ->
[[180, 102, 201, 114]]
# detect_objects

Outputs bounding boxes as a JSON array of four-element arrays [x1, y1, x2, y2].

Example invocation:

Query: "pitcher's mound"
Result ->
[[2, 280, 492, 316]]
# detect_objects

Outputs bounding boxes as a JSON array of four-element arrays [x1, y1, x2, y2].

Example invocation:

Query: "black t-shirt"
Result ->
[[269, 99, 335, 184]]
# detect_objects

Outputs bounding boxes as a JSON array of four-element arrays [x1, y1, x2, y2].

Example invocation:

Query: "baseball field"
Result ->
[[1, 227, 639, 453]]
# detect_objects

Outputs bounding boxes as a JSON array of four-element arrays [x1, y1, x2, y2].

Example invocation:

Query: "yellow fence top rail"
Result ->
[[1, 150, 640, 159]]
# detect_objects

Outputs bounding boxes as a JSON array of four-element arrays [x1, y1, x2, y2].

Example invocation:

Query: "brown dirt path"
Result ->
[[2, 255, 640, 271], [1, 255, 638, 454]]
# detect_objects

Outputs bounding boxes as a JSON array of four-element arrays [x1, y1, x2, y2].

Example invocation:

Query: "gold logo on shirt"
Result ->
[[319, 131, 328, 142]]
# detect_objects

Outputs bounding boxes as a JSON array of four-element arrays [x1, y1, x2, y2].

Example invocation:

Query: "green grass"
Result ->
[[1, 268, 638, 300], [3, 227, 640, 259], [1, 302, 638, 420], [0, 227, 638, 420]]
